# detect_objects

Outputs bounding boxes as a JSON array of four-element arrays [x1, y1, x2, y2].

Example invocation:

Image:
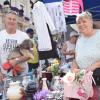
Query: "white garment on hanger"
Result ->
[[32, 1, 56, 51], [46, 2, 67, 33]]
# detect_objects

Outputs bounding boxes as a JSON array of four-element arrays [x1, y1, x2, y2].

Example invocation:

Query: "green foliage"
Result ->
[[75, 70, 85, 82], [51, 64, 59, 76]]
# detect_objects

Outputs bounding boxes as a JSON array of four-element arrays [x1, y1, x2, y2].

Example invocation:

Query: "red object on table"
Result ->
[[2, 62, 23, 76], [2, 62, 12, 70], [12, 64, 23, 76], [21, 96, 26, 100]]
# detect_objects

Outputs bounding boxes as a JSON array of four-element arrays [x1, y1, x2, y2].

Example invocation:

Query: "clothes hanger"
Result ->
[[31, 0, 39, 8]]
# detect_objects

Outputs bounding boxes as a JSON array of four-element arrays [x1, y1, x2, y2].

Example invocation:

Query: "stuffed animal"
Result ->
[[2, 39, 34, 76]]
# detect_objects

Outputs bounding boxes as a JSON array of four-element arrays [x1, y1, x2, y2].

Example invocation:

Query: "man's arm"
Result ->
[[8, 56, 30, 67], [9, 49, 34, 66]]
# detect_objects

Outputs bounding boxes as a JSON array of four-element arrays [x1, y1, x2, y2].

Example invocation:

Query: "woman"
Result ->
[[61, 31, 78, 64], [72, 11, 100, 100]]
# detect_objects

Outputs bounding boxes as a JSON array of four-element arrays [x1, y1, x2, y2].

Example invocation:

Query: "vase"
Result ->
[[42, 78, 48, 90], [53, 76, 63, 91], [7, 81, 23, 100]]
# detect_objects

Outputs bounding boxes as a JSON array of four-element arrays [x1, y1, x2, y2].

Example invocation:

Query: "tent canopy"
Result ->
[[84, 0, 100, 21], [66, 0, 100, 24]]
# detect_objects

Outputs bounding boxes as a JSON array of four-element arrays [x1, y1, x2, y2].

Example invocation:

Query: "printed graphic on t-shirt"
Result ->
[[3, 39, 18, 52]]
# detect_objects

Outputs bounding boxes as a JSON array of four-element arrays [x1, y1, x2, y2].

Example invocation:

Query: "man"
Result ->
[[26, 28, 39, 72], [0, 11, 30, 81]]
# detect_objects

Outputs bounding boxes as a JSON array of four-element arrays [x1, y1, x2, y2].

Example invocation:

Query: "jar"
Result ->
[[7, 81, 23, 100], [53, 76, 63, 91]]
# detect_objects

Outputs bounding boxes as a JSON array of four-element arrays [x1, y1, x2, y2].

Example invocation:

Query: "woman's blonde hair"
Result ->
[[76, 11, 93, 22]]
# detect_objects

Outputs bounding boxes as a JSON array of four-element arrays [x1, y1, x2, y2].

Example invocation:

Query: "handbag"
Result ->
[[93, 68, 100, 86], [63, 71, 93, 100]]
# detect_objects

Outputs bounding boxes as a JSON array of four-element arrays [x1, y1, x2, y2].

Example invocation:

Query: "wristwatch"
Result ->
[[15, 58, 20, 64]]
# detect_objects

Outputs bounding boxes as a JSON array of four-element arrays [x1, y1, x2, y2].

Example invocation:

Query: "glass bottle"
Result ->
[[42, 78, 48, 90]]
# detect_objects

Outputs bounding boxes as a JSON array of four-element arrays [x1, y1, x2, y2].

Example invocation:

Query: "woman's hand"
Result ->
[[86, 63, 98, 72]]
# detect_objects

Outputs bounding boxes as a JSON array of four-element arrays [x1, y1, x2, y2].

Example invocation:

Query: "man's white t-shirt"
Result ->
[[76, 30, 100, 69], [0, 29, 29, 75]]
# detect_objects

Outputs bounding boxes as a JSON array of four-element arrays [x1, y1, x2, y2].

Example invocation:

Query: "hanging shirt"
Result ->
[[46, 1, 67, 32], [32, 1, 56, 51], [63, 0, 84, 15]]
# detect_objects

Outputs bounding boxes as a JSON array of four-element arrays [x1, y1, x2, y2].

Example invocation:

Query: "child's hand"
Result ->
[[72, 68, 80, 73], [21, 49, 34, 59]]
